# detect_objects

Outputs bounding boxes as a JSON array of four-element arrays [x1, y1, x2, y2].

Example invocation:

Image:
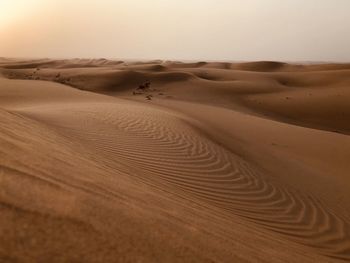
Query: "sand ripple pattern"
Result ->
[[39, 103, 350, 261]]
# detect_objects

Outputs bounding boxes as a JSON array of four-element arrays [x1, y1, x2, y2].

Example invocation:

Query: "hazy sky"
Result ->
[[1, 0, 349, 61]]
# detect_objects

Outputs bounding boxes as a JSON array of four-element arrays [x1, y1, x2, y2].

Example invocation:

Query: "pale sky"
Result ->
[[1, 0, 349, 61]]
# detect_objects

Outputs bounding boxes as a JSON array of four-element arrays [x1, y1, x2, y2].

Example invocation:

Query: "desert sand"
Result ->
[[0, 58, 350, 262]]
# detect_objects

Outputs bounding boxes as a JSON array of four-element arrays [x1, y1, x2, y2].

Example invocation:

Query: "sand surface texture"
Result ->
[[1, 58, 350, 262]]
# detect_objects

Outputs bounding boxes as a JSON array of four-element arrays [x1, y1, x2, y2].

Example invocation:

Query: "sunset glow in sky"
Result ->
[[1, 0, 349, 61]]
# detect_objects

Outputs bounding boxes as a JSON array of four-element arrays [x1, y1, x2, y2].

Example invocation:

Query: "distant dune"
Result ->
[[1, 59, 350, 262]]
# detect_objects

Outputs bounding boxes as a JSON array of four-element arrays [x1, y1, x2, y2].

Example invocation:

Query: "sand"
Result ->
[[0, 59, 350, 262]]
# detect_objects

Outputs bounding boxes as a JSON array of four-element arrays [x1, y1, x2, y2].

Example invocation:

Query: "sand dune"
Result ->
[[2, 59, 350, 134], [1, 59, 350, 262]]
